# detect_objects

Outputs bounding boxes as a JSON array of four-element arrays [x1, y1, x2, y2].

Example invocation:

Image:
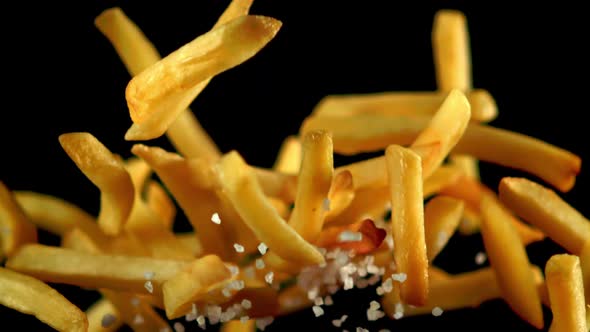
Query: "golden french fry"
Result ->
[[288, 130, 333, 242], [162, 255, 232, 319], [102, 289, 172, 332], [480, 195, 543, 329], [278, 284, 314, 316], [545, 254, 587, 332], [273, 136, 302, 174], [0, 267, 87, 332], [125, 157, 152, 194], [580, 241, 590, 325], [0, 182, 37, 258], [125, 15, 282, 140], [327, 187, 390, 227], [458, 204, 481, 235], [86, 298, 122, 332], [499, 177, 590, 254], [216, 151, 325, 266], [432, 10, 471, 92], [146, 180, 176, 229], [175, 232, 203, 257], [313, 89, 495, 122], [61, 228, 103, 254], [221, 319, 255, 332], [268, 197, 290, 219], [315, 218, 386, 254], [302, 114, 580, 192], [386, 145, 429, 305], [324, 170, 355, 222], [59, 133, 134, 236], [6, 244, 186, 296], [424, 196, 464, 261], [422, 165, 463, 198], [253, 167, 298, 202], [449, 154, 480, 180]]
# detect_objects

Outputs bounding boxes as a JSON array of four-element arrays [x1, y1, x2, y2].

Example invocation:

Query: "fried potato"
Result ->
[[432, 10, 471, 92], [288, 130, 333, 242], [253, 167, 298, 202], [315, 218, 386, 254], [545, 254, 587, 332], [6, 244, 187, 296], [480, 195, 544, 329], [86, 298, 123, 332], [221, 319, 255, 332], [145, 180, 176, 230], [324, 170, 355, 222], [386, 145, 429, 305], [422, 165, 463, 198], [326, 187, 390, 227], [175, 232, 203, 257], [449, 154, 480, 180], [499, 177, 590, 254], [59, 133, 134, 236], [424, 196, 464, 261], [273, 136, 302, 174], [103, 289, 171, 332], [580, 241, 590, 325], [0, 182, 37, 258], [125, 15, 282, 140], [0, 267, 87, 332]]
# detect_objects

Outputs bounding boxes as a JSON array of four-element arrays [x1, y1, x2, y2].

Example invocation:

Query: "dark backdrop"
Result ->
[[0, 1, 588, 331]]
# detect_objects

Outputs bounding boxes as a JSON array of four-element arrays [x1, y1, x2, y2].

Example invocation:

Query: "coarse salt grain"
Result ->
[[382, 278, 393, 292], [257, 242, 268, 255], [376, 286, 385, 295], [241, 299, 252, 309], [233, 243, 244, 253], [265, 271, 274, 284], [324, 295, 333, 306], [144, 271, 155, 280], [196, 315, 206, 329], [101, 313, 117, 328], [133, 314, 144, 325], [173, 322, 185, 332], [314, 297, 323, 306], [255, 258, 265, 269], [144, 280, 154, 293], [338, 230, 362, 242], [432, 306, 444, 316], [211, 212, 221, 224], [256, 316, 274, 331], [322, 198, 331, 211], [227, 264, 239, 276], [312, 305, 324, 317], [332, 319, 343, 327], [343, 276, 354, 290], [475, 251, 487, 265], [240, 316, 250, 324], [391, 272, 407, 283], [369, 300, 380, 310]]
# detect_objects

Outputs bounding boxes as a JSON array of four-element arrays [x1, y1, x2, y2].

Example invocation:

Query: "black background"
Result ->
[[0, 1, 588, 331]]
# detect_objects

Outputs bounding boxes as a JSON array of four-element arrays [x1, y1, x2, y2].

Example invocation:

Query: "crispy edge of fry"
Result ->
[[86, 298, 123, 332], [288, 130, 333, 242], [499, 177, 590, 254], [146, 180, 176, 230], [221, 319, 256, 332], [217, 151, 325, 266], [0, 267, 88, 332], [545, 254, 587, 332], [0, 182, 37, 258], [580, 240, 590, 325], [385, 145, 429, 305], [424, 196, 464, 261], [273, 136, 302, 174], [324, 170, 355, 222], [59, 133, 134, 236], [480, 195, 544, 329]]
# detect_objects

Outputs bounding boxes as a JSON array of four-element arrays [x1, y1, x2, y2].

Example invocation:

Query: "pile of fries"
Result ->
[[1, 1, 589, 331]]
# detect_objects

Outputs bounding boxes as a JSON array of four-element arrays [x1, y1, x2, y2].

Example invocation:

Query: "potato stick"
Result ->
[[580, 241, 590, 323], [6, 244, 187, 296], [146, 180, 176, 229], [422, 165, 463, 198], [59, 133, 134, 235], [429, 266, 452, 281], [223, 283, 280, 318], [61, 228, 103, 254], [386, 145, 429, 305], [106, 233, 151, 257], [480, 195, 544, 329], [128, 226, 194, 260], [458, 205, 481, 235], [424, 196, 464, 261], [125, 157, 152, 194], [324, 170, 355, 221], [253, 167, 298, 202], [273, 136, 302, 174], [545, 254, 587, 332], [162, 255, 233, 319], [303, 114, 580, 192], [450, 154, 480, 180], [0, 182, 37, 257], [102, 289, 171, 332], [124, 15, 282, 140], [315, 219, 386, 254], [324, 186, 390, 227], [216, 192, 261, 252], [217, 151, 325, 266], [313, 89, 495, 122], [132, 144, 233, 260], [278, 284, 314, 316], [499, 177, 590, 254], [268, 197, 290, 219], [13, 191, 108, 243], [86, 298, 123, 332], [221, 319, 255, 332], [175, 232, 204, 257], [0, 267, 88, 332], [432, 10, 471, 92], [288, 130, 333, 242]]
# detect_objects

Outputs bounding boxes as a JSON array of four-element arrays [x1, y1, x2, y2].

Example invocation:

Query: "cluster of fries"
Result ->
[[1, 1, 589, 331]]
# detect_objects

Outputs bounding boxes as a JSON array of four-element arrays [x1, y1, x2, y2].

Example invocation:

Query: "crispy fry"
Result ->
[[6, 244, 187, 296], [450, 154, 480, 180], [458, 204, 481, 235], [315, 218, 386, 254], [499, 177, 590, 254], [59, 133, 134, 235], [103, 289, 171, 332], [479, 195, 544, 329], [327, 187, 390, 227], [217, 151, 325, 266], [86, 298, 122, 332], [580, 240, 590, 325], [288, 130, 333, 242], [278, 284, 314, 315], [0, 182, 37, 258], [313, 89, 495, 122], [302, 114, 581, 192], [545, 254, 587, 332], [424, 196, 464, 261], [125, 15, 282, 140], [175, 232, 203, 257], [324, 170, 355, 222], [386, 145, 429, 305], [221, 319, 255, 332], [125, 157, 152, 194], [273, 136, 302, 174], [253, 167, 298, 202], [145, 180, 176, 229], [432, 10, 471, 92], [61, 228, 103, 254], [0, 267, 87, 332], [422, 165, 463, 198]]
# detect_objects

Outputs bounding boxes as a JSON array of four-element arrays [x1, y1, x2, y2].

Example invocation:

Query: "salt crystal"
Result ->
[[255, 316, 274, 331], [338, 230, 362, 242], [211, 212, 221, 224], [391, 272, 407, 283], [227, 264, 239, 276], [196, 315, 206, 329], [265, 271, 274, 284], [356, 328, 369, 332], [322, 198, 331, 211], [255, 258, 265, 269], [369, 300, 380, 310], [233, 243, 244, 253], [314, 297, 324, 306], [393, 311, 404, 320], [173, 322, 185, 332], [432, 306, 444, 316], [475, 252, 487, 265], [367, 308, 385, 321], [367, 264, 380, 275], [144, 280, 154, 293], [241, 299, 252, 309], [307, 287, 319, 300], [240, 316, 250, 324], [382, 278, 393, 292], [133, 314, 144, 325], [258, 242, 268, 255], [385, 235, 394, 249], [144, 271, 155, 280], [207, 305, 222, 325], [340, 315, 348, 323], [324, 295, 333, 306], [343, 276, 354, 290], [160, 327, 171, 332], [312, 305, 324, 317], [376, 286, 385, 296], [222, 287, 232, 297], [101, 313, 117, 328], [332, 319, 343, 327]]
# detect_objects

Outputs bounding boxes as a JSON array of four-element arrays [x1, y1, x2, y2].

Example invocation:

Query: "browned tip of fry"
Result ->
[[468, 89, 497, 123]]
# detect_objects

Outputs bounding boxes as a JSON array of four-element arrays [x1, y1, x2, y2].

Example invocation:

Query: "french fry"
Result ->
[[253, 167, 298, 202], [312, 89, 496, 122], [223, 281, 280, 318], [424, 196, 464, 261], [324, 170, 355, 222], [432, 10, 471, 92], [499, 177, 590, 254], [221, 319, 255, 332], [449, 154, 480, 180], [125, 157, 152, 193], [385, 145, 429, 305], [145, 180, 176, 230], [326, 187, 390, 227], [302, 114, 581, 192], [0, 182, 37, 258], [162, 255, 233, 319], [273, 136, 302, 174], [278, 284, 314, 316], [545, 254, 587, 332], [422, 165, 463, 198], [6, 244, 187, 296], [175, 232, 204, 257], [61, 228, 103, 254], [59, 133, 134, 236], [288, 130, 333, 242], [125, 15, 282, 140], [0, 267, 87, 332], [216, 151, 325, 266], [315, 218, 386, 254], [102, 289, 172, 332], [580, 241, 590, 325], [479, 195, 544, 329], [86, 298, 123, 332]]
